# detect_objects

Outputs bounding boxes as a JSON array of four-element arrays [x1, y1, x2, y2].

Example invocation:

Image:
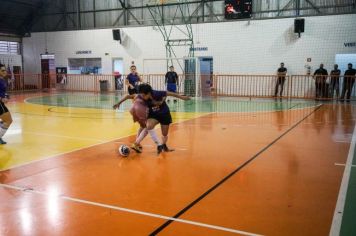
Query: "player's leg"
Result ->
[[131, 121, 148, 153], [161, 124, 174, 152], [130, 101, 149, 153], [158, 111, 173, 152], [0, 107, 13, 144], [146, 118, 163, 154]]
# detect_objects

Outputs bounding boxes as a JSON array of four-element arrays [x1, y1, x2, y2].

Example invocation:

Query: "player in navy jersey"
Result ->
[[0, 64, 13, 144], [138, 83, 190, 154], [125, 65, 142, 95], [165, 66, 179, 102]]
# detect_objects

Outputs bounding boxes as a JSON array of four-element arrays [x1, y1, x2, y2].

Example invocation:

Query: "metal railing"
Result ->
[[6, 73, 356, 100]]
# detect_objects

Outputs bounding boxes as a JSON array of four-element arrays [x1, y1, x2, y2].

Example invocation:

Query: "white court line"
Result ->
[[0, 112, 213, 172], [0, 183, 263, 236], [334, 163, 356, 168], [330, 123, 356, 236]]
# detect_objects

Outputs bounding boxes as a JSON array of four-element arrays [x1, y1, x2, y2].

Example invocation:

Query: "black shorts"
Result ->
[[148, 111, 172, 125], [0, 101, 9, 115], [128, 87, 137, 95]]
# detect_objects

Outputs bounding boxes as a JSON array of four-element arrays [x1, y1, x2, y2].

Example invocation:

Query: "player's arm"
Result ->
[[125, 77, 134, 89], [137, 73, 143, 82], [166, 91, 190, 100], [113, 94, 135, 109]]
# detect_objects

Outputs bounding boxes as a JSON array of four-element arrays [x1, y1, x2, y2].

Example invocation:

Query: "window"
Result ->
[[68, 58, 102, 74], [0, 41, 20, 55]]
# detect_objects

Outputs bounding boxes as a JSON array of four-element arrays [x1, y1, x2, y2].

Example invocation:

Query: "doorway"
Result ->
[[112, 58, 124, 90], [40, 54, 55, 89]]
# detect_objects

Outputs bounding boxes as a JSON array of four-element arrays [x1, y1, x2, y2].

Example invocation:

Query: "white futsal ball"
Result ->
[[118, 144, 130, 157]]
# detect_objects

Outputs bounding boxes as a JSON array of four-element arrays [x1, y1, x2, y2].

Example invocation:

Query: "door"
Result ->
[[199, 57, 213, 97], [112, 58, 124, 90], [41, 59, 50, 89]]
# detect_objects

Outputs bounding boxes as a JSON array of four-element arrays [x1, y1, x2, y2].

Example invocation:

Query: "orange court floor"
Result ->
[[0, 92, 355, 236]]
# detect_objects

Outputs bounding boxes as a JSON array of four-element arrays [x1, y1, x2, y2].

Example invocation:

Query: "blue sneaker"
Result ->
[[0, 138, 7, 144]]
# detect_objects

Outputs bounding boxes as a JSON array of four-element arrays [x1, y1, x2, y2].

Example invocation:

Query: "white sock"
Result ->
[[162, 135, 168, 144], [135, 128, 148, 144], [148, 129, 161, 145], [0, 126, 8, 138]]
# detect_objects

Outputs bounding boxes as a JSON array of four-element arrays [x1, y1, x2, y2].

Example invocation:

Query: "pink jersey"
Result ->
[[129, 96, 148, 126]]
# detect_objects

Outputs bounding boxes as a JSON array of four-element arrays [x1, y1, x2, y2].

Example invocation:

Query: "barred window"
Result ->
[[0, 41, 20, 55]]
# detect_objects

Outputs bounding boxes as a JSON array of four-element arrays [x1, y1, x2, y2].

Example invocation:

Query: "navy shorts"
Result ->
[[128, 87, 137, 95], [148, 111, 172, 125], [166, 83, 177, 93]]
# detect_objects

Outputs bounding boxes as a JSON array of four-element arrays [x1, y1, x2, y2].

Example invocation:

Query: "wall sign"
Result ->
[[75, 50, 92, 54], [344, 42, 356, 47], [190, 47, 208, 52]]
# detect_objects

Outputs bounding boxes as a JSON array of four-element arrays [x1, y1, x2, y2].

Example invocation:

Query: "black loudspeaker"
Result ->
[[113, 29, 121, 42], [294, 18, 305, 33]]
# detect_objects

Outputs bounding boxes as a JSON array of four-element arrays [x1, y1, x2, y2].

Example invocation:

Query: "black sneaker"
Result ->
[[0, 138, 7, 144], [162, 144, 174, 152], [157, 145, 164, 154]]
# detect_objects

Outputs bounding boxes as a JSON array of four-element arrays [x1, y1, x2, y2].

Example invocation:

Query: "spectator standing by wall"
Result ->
[[330, 64, 341, 99], [340, 63, 356, 102], [274, 62, 287, 97], [313, 64, 328, 99]]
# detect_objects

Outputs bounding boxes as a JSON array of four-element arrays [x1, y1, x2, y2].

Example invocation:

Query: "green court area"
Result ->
[[340, 152, 356, 236], [25, 93, 317, 113]]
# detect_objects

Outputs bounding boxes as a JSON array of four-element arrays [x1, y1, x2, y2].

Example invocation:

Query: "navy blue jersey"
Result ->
[[165, 71, 178, 84], [126, 73, 140, 86], [0, 78, 7, 98], [345, 69, 356, 77], [147, 90, 169, 114]]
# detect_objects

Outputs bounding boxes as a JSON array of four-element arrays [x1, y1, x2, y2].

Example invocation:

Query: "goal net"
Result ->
[[143, 57, 210, 97]]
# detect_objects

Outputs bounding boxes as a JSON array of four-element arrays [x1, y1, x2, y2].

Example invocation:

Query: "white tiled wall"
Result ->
[[23, 14, 356, 77]]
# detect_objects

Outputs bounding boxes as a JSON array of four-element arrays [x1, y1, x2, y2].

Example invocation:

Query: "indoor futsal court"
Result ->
[[0, 0, 356, 236]]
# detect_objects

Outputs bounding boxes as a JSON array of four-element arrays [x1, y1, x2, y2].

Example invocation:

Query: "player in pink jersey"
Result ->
[[113, 94, 148, 153]]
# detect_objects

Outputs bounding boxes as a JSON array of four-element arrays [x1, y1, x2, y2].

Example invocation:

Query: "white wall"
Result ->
[[23, 14, 356, 77]]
